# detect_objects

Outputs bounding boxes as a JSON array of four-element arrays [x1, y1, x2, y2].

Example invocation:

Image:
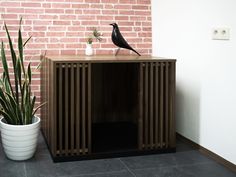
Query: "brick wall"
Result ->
[[0, 0, 152, 111]]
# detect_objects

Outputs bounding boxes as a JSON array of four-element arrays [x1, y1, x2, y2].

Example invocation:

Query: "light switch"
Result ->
[[212, 28, 230, 40]]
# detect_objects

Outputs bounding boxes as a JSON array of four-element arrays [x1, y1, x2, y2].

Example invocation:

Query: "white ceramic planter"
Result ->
[[0, 116, 40, 161], [85, 43, 93, 56]]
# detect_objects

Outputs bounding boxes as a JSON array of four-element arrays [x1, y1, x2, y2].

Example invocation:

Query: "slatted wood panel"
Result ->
[[41, 58, 54, 154], [55, 63, 91, 156], [139, 62, 175, 150], [41, 56, 176, 161]]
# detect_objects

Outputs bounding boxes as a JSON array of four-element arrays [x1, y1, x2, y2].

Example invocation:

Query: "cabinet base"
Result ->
[[52, 148, 176, 162]]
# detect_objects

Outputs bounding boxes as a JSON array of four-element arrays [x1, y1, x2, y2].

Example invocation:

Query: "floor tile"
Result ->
[[182, 162, 236, 177], [120, 153, 176, 170], [121, 150, 214, 170], [25, 156, 126, 177], [0, 160, 26, 177], [72, 170, 134, 177], [173, 150, 213, 166], [133, 166, 195, 177], [176, 142, 196, 152], [133, 163, 236, 177]]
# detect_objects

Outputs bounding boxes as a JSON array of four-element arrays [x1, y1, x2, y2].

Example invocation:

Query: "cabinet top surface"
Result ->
[[44, 55, 176, 63]]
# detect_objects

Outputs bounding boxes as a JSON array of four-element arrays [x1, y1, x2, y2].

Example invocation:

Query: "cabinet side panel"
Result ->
[[169, 62, 176, 148]]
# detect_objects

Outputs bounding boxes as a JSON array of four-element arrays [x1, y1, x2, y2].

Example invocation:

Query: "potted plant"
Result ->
[[85, 28, 102, 56], [0, 19, 44, 161]]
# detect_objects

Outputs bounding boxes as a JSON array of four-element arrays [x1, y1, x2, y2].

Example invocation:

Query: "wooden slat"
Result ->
[[169, 62, 176, 147], [87, 63, 91, 154], [82, 64, 86, 154], [56, 148, 89, 155], [155, 62, 159, 148], [160, 62, 164, 148], [71, 64, 75, 154], [76, 63, 81, 155], [138, 63, 144, 150], [165, 62, 169, 147], [149, 62, 154, 149], [58, 64, 63, 155], [52, 61, 57, 156], [65, 63, 69, 155], [144, 63, 149, 149]]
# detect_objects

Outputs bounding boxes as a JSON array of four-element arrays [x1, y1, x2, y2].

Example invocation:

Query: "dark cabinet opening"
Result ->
[[91, 63, 139, 153]]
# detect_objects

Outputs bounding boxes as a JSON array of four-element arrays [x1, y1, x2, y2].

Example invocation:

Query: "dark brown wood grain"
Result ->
[[40, 55, 176, 160]]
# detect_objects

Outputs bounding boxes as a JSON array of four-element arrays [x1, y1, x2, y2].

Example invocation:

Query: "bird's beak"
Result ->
[[109, 23, 113, 26]]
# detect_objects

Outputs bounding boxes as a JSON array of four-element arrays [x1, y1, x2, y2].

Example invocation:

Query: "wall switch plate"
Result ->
[[212, 28, 230, 40]]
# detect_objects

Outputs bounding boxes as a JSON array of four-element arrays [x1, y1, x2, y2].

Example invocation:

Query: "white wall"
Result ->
[[152, 0, 236, 164]]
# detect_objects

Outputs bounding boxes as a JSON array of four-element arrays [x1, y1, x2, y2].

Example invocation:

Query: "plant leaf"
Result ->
[[0, 42, 14, 97], [27, 63, 32, 84], [32, 102, 47, 117], [0, 110, 14, 125], [23, 36, 32, 47]]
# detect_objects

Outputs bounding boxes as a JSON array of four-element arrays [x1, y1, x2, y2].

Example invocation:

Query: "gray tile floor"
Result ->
[[0, 133, 235, 177]]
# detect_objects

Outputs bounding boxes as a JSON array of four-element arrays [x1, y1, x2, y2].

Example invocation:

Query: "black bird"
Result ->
[[110, 23, 141, 56]]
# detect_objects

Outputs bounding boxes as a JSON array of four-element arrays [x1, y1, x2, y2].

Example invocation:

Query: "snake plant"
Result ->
[[0, 18, 44, 125]]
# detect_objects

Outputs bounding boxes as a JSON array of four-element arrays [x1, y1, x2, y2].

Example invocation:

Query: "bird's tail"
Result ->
[[131, 48, 141, 56]]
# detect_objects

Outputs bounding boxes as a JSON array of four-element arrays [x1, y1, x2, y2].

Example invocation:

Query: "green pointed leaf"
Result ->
[[32, 102, 47, 117], [4, 23, 17, 67], [27, 63, 32, 84], [0, 110, 15, 125], [23, 36, 32, 47]]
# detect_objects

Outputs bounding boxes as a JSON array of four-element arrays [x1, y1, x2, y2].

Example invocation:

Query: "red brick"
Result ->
[[119, 0, 136, 4], [132, 5, 148, 10], [77, 16, 95, 20], [45, 9, 64, 14], [60, 38, 79, 43], [66, 44, 83, 48], [83, 10, 101, 14], [48, 26, 67, 31], [118, 22, 134, 26], [97, 16, 114, 21], [39, 15, 58, 19], [135, 11, 151, 16], [25, 9, 44, 14], [21, 3, 41, 7], [33, 26, 47, 31], [72, 4, 89, 9], [68, 26, 86, 31], [59, 15, 76, 20], [66, 32, 84, 37], [47, 32, 65, 37], [115, 16, 129, 20], [1, 2, 21, 6], [1, 14, 18, 19], [52, 3, 71, 8], [85, 0, 100, 3], [81, 21, 99, 25], [61, 50, 76, 55], [47, 44, 64, 48], [46, 50, 60, 55], [101, 0, 118, 3], [90, 4, 103, 9], [119, 10, 134, 15], [114, 5, 132, 9], [65, 8, 75, 13], [102, 10, 118, 15], [42, 3, 51, 8], [53, 21, 71, 25], [7, 6, 25, 14]]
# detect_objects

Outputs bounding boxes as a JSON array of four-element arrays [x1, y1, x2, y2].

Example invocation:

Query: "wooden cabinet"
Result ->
[[41, 55, 176, 162]]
